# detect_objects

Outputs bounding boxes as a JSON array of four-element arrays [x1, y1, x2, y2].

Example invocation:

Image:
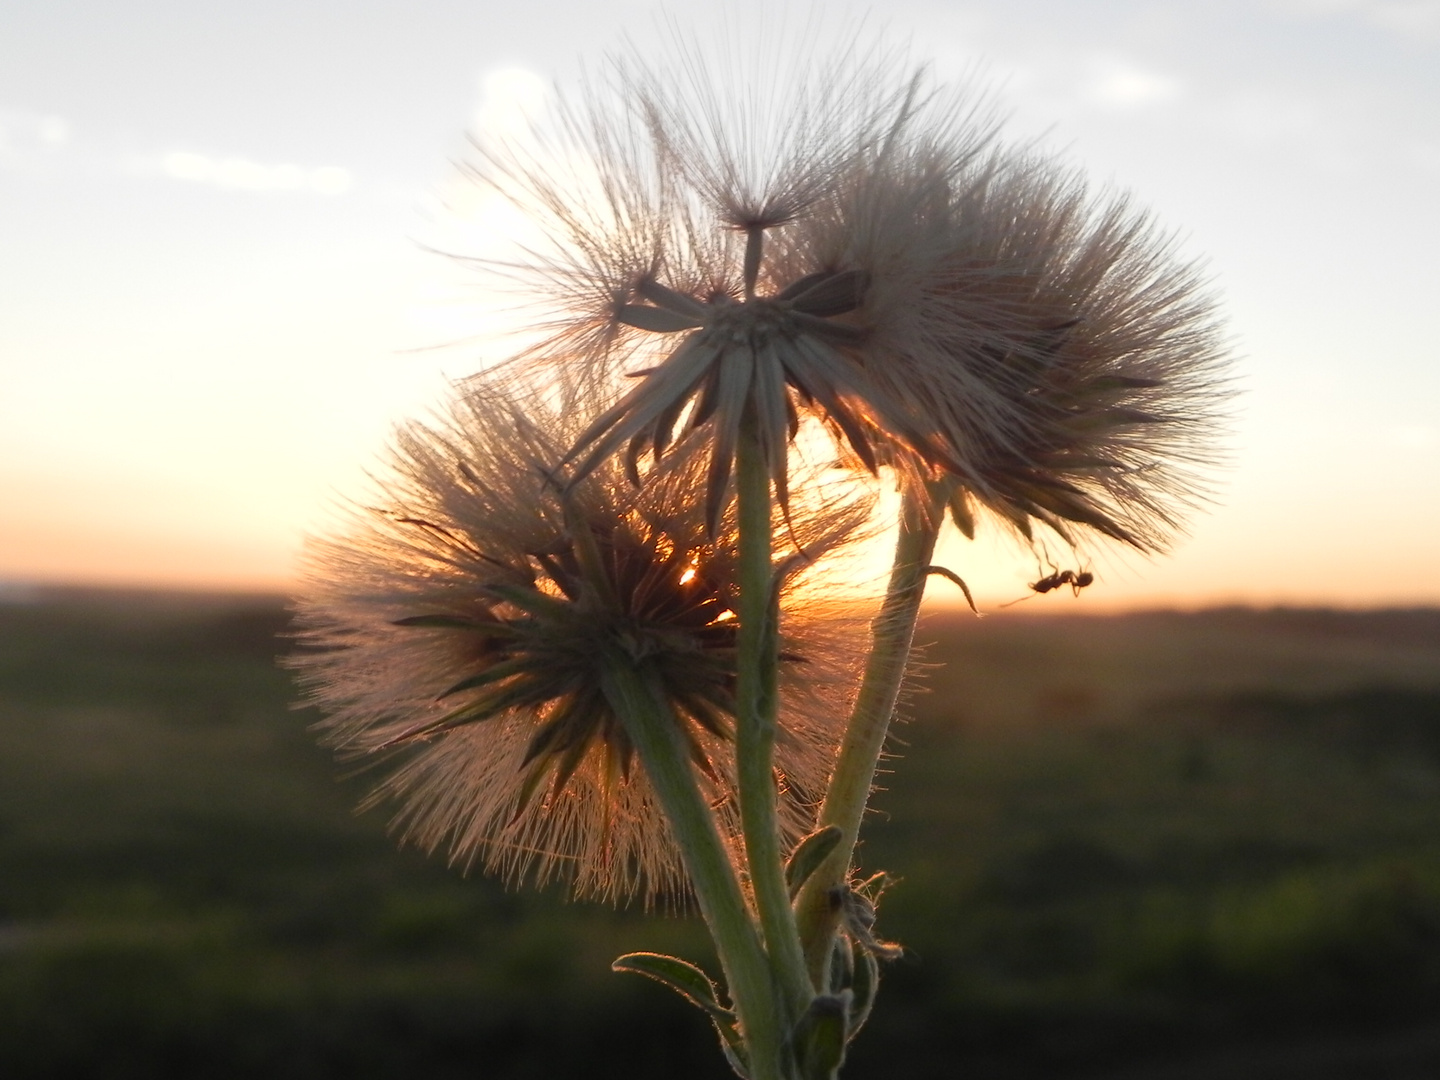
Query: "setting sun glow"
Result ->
[[2, 2, 1436, 609]]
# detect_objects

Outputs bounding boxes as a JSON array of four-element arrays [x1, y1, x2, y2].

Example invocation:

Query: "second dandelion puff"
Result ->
[[291, 377, 870, 904]]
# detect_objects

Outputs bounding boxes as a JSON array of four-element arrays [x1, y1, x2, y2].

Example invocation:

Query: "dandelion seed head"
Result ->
[[454, 25, 1231, 553], [779, 144, 1233, 551], [291, 375, 873, 903]]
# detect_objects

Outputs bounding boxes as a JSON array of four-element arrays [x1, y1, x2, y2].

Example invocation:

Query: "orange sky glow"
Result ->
[[2, 2, 1436, 610]]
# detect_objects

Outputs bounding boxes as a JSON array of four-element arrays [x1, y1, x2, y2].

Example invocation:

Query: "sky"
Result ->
[[1, 0, 1437, 610]]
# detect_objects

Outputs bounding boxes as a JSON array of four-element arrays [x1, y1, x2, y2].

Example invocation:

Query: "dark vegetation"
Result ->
[[3, 589, 1440, 1077]]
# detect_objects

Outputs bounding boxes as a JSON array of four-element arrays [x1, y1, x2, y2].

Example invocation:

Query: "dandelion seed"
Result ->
[[291, 376, 871, 902]]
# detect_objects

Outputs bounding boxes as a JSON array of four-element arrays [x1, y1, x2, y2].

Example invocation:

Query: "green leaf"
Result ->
[[1084, 374, 1163, 392], [634, 278, 709, 320], [792, 993, 850, 1080], [1066, 406, 1162, 431], [616, 303, 703, 334], [374, 694, 511, 749], [1014, 483, 1137, 546], [787, 268, 869, 317], [785, 826, 843, 899], [391, 614, 491, 631], [774, 270, 833, 301], [508, 754, 552, 823], [924, 565, 978, 614], [720, 1040, 751, 1080], [436, 656, 536, 699], [478, 582, 572, 619], [611, 954, 725, 1019], [947, 486, 976, 539], [1037, 453, 1125, 473], [613, 954, 747, 1075], [788, 309, 867, 345], [987, 492, 1035, 540], [847, 946, 880, 1041], [826, 933, 854, 996]]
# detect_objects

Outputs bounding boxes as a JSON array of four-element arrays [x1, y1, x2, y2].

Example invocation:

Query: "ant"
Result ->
[[1000, 561, 1094, 606], [1031, 567, 1093, 596]]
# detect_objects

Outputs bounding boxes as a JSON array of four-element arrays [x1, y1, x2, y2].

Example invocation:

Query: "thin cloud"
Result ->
[[160, 150, 352, 195], [471, 66, 549, 142], [1, 105, 353, 197], [1084, 60, 1181, 109], [0, 108, 71, 166]]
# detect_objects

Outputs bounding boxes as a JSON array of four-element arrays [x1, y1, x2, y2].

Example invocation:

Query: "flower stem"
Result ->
[[602, 664, 787, 1080], [795, 484, 941, 983], [735, 406, 813, 1016]]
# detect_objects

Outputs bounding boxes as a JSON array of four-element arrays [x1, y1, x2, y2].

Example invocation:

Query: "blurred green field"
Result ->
[[3, 590, 1440, 1078]]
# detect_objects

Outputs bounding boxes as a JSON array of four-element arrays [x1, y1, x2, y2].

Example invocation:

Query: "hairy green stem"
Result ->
[[795, 485, 942, 983], [602, 664, 787, 1080], [735, 407, 813, 1017]]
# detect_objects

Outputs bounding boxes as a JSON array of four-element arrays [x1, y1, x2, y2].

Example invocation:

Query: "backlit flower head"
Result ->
[[462, 38, 1228, 552], [465, 40, 997, 534], [290, 376, 871, 902], [775, 147, 1231, 551]]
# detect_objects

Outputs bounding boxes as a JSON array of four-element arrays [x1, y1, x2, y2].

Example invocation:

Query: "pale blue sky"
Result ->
[[2, 1, 1437, 606]]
